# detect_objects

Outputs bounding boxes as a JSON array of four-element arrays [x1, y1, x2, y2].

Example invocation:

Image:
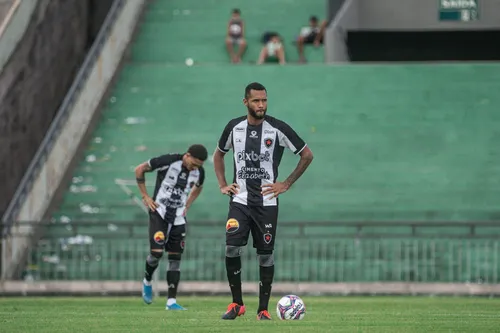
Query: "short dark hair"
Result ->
[[310, 16, 318, 22], [245, 82, 267, 99], [187, 144, 208, 161], [232, 8, 240, 14]]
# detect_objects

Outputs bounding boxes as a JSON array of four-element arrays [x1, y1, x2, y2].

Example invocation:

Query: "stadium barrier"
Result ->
[[1, 221, 500, 296], [0, 0, 32, 70], [1, 0, 146, 279]]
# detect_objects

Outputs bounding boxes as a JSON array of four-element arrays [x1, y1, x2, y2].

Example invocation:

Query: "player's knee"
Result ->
[[147, 251, 163, 266], [225, 245, 243, 258], [167, 253, 181, 271], [258, 253, 274, 267]]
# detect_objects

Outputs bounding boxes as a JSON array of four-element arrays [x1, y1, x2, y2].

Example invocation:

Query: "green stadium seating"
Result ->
[[27, 0, 500, 283]]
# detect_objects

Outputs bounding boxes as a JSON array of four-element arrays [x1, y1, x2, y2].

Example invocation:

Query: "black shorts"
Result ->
[[149, 211, 186, 253], [304, 32, 323, 44], [225, 202, 279, 252]]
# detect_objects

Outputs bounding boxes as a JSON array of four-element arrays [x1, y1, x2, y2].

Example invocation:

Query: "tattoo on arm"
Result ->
[[284, 156, 313, 188], [136, 163, 151, 183]]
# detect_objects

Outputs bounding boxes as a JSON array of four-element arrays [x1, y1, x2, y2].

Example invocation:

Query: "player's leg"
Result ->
[[250, 205, 279, 320], [226, 37, 236, 63], [143, 211, 168, 304], [276, 45, 286, 65], [235, 38, 247, 63], [164, 222, 186, 310], [222, 202, 251, 320], [257, 46, 269, 65], [296, 35, 306, 62]]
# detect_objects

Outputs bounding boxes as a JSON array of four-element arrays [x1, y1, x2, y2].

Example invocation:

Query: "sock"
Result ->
[[144, 255, 159, 282], [167, 270, 180, 300], [257, 265, 274, 312], [143, 278, 152, 286], [167, 298, 176, 306], [226, 256, 243, 305]]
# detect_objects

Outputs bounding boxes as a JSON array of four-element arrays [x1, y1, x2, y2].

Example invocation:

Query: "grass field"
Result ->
[[1, 296, 499, 332]]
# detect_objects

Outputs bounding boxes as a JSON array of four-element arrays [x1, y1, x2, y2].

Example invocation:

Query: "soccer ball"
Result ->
[[276, 295, 306, 320]]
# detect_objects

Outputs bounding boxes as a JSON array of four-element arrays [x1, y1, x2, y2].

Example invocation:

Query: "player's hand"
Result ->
[[220, 183, 240, 196], [314, 40, 320, 47], [142, 195, 158, 211], [261, 182, 289, 199]]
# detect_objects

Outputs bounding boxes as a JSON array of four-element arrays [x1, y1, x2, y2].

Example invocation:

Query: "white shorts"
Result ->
[[228, 37, 244, 45]]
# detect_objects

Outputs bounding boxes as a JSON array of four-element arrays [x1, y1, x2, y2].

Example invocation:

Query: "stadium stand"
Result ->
[[24, 0, 500, 283]]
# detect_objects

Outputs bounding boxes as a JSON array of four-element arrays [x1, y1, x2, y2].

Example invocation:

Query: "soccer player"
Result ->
[[135, 144, 208, 310], [213, 82, 314, 320]]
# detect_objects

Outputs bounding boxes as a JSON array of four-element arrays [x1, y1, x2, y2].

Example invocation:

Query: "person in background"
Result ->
[[257, 33, 286, 65], [225, 9, 247, 63], [295, 16, 327, 63]]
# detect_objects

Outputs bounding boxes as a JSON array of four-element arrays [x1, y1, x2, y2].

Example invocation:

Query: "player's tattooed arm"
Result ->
[[283, 146, 314, 189], [134, 162, 157, 211], [262, 146, 313, 198]]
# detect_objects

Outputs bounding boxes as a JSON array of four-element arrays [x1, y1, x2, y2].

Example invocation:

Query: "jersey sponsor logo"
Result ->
[[153, 231, 165, 245], [237, 150, 270, 162], [235, 127, 245, 132], [263, 233, 272, 244], [163, 186, 185, 196], [264, 129, 275, 134], [249, 130, 258, 138], [237, 166, 270, 180], [264, 138, 273, 148], [264, 224, 272, 229], [159, 196, 184, 209], [226, 218, 240, 233]]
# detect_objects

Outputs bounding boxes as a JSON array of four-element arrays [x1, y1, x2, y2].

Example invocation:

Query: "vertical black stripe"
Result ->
[[245, 124, 263, 206], [272, 132, 284, 183], [153, 169, 166, 201]]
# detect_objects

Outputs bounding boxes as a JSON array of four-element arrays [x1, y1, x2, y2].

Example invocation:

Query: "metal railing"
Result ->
[[3, 220, 500, 239], [3, 220, 500, 283]]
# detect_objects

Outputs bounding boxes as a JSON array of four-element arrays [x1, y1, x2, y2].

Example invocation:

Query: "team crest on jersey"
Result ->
[[153, 231, 165, 245], [264, 138, 273, 148], [226, 218, 239, 233], [263, 233, 272, 244]]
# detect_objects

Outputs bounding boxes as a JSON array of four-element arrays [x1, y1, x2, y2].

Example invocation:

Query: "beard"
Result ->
[[248, 107, 267, 119]]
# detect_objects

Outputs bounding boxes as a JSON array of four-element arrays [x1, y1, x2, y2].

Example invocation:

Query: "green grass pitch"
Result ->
[[1, 296, 499, 332]]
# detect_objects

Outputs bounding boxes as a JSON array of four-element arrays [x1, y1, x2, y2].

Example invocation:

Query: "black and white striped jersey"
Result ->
[[217, 115, 307, 206], [148, 154, 205, 224]]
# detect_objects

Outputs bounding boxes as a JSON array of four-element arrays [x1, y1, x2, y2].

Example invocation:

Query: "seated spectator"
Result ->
[[225, 8, 247, 63], [257, 32, 286, 65], [296, 16, 326, 63]]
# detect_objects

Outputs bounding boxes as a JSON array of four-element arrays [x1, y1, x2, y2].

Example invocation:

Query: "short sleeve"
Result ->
[[148, 154, 178, 171], [217, 121, 233, 153], [277, 121, 307, 155], [196, 167, 205, 187]]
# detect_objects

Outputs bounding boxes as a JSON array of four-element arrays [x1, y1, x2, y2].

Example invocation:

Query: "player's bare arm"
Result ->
[[213, 148, 240, 196], [261, 146, 314, 198], [134, 162, 158, 211], [184, 184, 203, 215]]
